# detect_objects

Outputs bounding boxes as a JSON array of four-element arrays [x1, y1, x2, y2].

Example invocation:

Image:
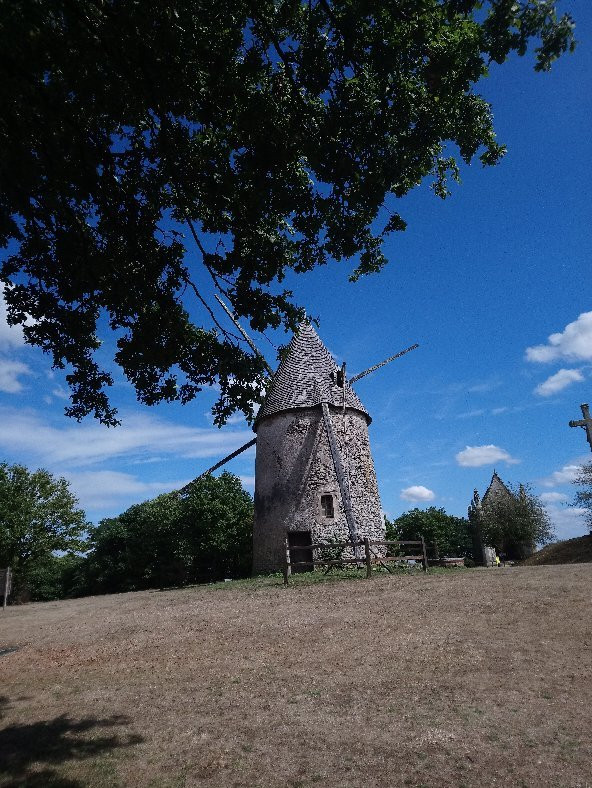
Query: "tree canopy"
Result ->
[[0, 462, 88, 598], [387, 506, 472, 557], [480, 483, 554, 559], [85, 471, 254, 593], [0, 1, 576, 424], [572, 461, 592, 534]]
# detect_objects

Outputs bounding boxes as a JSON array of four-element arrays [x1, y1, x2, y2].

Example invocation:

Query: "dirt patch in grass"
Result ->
[[1, 565, 591, 787]]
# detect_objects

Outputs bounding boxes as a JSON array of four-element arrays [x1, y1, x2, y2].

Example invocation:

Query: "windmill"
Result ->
[[187, 300, 417, 574]]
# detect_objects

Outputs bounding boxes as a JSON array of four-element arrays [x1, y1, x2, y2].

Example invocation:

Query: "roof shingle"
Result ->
[[255, 323, 370, 425]]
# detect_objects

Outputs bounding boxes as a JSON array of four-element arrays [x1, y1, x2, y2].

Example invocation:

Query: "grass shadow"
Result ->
[[0, 697, 142, 787]]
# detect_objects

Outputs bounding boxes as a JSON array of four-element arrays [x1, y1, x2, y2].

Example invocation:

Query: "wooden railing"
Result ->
[[283, 537, 428, 585]]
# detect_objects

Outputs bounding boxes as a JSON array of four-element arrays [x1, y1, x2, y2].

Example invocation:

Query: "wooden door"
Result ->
[[288, 531, 313, 573]]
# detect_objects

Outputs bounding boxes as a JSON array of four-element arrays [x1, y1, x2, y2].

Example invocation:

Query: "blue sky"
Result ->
[[1, 1, 590, 542]]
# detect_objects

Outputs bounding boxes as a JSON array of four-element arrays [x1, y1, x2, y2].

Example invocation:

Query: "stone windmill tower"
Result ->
[[192, 310, 417, 575], [252, 323, 385, 574]]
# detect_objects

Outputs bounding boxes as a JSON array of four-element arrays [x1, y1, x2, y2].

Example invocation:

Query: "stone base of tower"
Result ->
[[252, 407, 385, 575]]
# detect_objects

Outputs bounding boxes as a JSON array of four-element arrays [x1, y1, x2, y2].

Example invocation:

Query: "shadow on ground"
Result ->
[[0, 696, 142, 787]]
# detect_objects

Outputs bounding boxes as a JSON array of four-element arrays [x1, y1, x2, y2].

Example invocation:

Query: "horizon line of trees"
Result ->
[[573, 462, 592, 534], [386, 485, 555, 564], [3, 459, 591, 603], [0, 463, 254, 602]]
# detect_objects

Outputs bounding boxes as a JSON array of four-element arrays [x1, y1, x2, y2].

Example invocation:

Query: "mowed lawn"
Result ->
[[1, 565, 591, 788]]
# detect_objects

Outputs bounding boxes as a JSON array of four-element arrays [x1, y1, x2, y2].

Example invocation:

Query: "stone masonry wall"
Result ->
[[252, 406, 385, 574]]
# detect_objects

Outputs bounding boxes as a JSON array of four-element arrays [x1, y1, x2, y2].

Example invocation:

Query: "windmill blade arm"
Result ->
[[349, 344, 419, 384], [182, 438, 257, 490], [214, 295, 274, 376]]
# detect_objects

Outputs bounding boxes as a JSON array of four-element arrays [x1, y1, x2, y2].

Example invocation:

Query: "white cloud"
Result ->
[[0, 407, 255, 468], [215, 411, 247, 427], [466, 379, 501, 394], [0, 359, 32, 393], [0, 283, 25, 350], [455, 409, 485, 420], [534, 368, 584, 397], [239, 474, 255, 490], [541, 463, 582, 487], [64, 470, 191, 513], [455, 444, 520, 467], [400, 485, 435, 502], [0, 284, 37, 393], [543, 504, 588, 542], [540, 492, 568, 503], [526, 312, 592, 363], [51, 386, 70, 400]]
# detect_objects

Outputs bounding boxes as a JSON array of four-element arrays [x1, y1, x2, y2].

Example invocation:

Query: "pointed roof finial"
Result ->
[[255, 323, 369, 424]]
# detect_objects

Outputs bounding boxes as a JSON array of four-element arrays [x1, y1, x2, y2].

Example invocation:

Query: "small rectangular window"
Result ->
[[321, 494, 334, 518]]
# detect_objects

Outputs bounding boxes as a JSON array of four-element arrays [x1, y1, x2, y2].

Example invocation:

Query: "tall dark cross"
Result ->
[[569, 403, 592, 452]]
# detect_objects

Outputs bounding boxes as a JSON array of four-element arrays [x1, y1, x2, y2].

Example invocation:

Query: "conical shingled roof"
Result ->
[[255, 323, 370, 425]]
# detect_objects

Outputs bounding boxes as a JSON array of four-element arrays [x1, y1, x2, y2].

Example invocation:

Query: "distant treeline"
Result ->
[[2, 460, 559, 603], [386, 507, 473, 560], [1, 465, 253, 602]]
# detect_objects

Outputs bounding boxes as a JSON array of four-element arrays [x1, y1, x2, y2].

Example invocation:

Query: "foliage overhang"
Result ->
[[0, 0, 576, 424]]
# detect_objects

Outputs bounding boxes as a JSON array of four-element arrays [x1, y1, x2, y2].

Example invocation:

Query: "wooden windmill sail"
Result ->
[[189, 301, 417, 573]]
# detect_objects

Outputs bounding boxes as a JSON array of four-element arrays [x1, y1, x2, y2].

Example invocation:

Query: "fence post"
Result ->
[[283, 538, 291, 586], [364, 538, 372, 579], [421, 537, 428, 573], [2, 567, 10, 610]]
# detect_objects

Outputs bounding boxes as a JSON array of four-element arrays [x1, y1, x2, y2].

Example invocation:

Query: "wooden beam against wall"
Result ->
[[320, 402, 359, 546]]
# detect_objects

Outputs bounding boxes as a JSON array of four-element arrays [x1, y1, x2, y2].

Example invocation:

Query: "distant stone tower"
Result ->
[[468, 471, 534, 563], [482, 471, 513, 508], [252, 324, 385, 574], [467, 488, 495, 566]]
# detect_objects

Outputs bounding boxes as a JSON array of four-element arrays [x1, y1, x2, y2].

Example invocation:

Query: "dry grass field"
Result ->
[[1, 565, 591, 788], [523, 535, 592, 566]]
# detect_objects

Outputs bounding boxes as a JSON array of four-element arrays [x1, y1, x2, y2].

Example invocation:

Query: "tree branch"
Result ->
[[249, 8, 309, 111], [183, 212, 232, 301], [182, 275, 241, 344]]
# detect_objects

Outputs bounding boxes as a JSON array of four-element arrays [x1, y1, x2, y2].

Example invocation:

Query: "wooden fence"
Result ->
[[283, 537, 428, 585], [0, 567, 12, 610]]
